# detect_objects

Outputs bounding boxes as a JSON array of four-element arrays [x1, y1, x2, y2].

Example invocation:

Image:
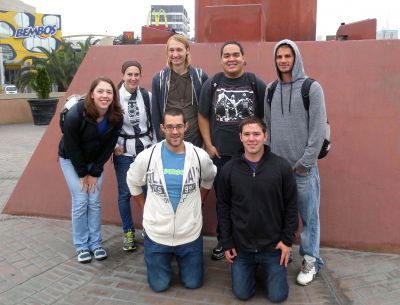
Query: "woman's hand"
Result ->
[[80, 175, 98, 193], [86, 175, 99, 193]]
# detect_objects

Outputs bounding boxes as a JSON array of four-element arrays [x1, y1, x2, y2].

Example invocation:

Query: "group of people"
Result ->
[[58, 34, 327, 303]]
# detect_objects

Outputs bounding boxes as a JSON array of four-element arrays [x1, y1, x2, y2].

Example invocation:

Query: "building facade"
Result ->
[[377, 29, 398, 40], [0, 1, 62, 86], [149, 5, 190, 37]]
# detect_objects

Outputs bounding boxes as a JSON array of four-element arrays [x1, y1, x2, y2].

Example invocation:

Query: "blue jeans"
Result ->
[[113, 155, 135, 233], [295, 166, 324, 271], [113, 155, 147, 233], [231, 249, 288, 303], [60, 158, 104, 252], [143, 234, 204, 292]]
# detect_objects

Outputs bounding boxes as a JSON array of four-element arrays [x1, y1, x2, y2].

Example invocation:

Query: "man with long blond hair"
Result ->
[[151, 34, 208, 147]]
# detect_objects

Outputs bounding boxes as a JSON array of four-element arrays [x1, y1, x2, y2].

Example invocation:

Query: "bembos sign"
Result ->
[[15, 25, 57, 38]]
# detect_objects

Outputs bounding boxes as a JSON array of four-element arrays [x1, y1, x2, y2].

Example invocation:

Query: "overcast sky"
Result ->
[[22, 0, 400, 39]]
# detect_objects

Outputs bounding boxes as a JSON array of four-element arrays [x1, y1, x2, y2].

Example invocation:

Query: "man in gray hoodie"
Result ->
[[264, 39, 327, 286]]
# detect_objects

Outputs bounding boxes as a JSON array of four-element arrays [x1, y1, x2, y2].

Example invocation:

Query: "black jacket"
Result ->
[[58, 101, 122, 177], [217, 145, 298, 252]]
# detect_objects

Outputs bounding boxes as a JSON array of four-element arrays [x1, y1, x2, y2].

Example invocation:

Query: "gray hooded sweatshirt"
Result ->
[[264, 39, 327, 171]]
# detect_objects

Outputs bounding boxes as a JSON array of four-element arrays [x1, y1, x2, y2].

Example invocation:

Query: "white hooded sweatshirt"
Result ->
[[126, 140, 216, 246]]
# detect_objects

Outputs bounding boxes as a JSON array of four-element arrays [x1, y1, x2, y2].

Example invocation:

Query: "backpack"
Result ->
[[210, 72, 259, 105], [266, 78, 331, 159], [59, 94, 86, 134], [139, 87, 152, 139]]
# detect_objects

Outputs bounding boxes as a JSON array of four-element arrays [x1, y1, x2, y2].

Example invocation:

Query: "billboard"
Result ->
[[0, 11, 62, 61]]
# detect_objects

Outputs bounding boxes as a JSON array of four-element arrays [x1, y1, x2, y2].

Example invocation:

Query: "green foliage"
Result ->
[[16, 36, 98, 92], [30, 67, 51, 99]]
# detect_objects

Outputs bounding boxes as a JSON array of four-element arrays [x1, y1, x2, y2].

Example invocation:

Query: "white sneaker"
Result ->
[[297, 255, 317, 285], [77, 249, 92, 263], [93, 247, 107, 261]]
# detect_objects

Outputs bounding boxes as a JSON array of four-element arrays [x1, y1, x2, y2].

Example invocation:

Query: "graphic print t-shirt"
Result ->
[[199, 73, 257, 156], [161, 143, 185, 213]]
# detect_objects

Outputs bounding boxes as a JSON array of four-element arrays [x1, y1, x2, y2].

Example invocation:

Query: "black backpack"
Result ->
[[266, 78, 331, 159], [59, 95, 86, 134], [139, 87, 152, 139]]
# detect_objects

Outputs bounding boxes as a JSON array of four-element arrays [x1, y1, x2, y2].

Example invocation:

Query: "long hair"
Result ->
[[166, 34, 191, 69], [84, 76, 123, 124]]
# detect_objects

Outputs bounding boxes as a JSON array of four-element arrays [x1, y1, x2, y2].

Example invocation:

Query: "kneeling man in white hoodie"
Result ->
[[127, 107, 216, 292]]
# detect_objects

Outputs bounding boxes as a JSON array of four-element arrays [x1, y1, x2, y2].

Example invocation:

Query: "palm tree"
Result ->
[[16, 36, 98, 92]]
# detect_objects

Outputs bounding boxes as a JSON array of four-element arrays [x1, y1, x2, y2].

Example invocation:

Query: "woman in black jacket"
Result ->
[[59, 76, 123, 263]]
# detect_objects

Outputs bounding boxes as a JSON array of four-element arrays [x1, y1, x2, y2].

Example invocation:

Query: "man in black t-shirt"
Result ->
[[198, 41, 266, 260]]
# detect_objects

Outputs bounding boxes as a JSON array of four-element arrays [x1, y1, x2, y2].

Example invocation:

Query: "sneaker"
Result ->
[[211, 241, 225, 260], [93, 247, 108, 261], [123, 229, 137, 252], [77, 249, 92, 263], [297, 256, 317, 285]]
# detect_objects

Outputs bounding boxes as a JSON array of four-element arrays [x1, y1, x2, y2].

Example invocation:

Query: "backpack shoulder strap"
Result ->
[[76, 99, 86, 133], [266, 80, 279, 106], [246, 72, 257, 86], [139, 87, 153, 138], [246, 72, 259, 104], [194, 67, 203, 85], [140, 88, 150, 116], [193, 147, 202, 185], [301, 78, 315, 112], [210, 72, 224, 99]]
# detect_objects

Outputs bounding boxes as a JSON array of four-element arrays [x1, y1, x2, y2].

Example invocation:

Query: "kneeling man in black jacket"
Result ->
[[217, 117, 298, 303]]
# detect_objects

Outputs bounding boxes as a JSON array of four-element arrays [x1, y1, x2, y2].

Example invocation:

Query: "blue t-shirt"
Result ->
[[162, 143, 185, 213], [243, 154, 260, 173], [97, 116, 108, 136]]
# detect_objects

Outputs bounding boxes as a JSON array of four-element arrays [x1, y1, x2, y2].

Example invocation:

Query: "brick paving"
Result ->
[[0, 123, 399, 305]]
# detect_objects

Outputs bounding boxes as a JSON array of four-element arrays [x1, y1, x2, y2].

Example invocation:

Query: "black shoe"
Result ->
[[211, 241, 225, 260]]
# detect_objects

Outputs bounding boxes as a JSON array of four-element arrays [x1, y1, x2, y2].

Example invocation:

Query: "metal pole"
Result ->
[[0, 45, 4, 87]]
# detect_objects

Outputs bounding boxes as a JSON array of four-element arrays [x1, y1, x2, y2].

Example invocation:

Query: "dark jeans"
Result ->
[[144, 234, 204, 292], [231, 249, 289, 303], [113, 155, 146, 233]]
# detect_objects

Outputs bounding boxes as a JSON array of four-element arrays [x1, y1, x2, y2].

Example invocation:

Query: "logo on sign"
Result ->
[[147, 9, 169, 28], [15, 25, 57, 39]]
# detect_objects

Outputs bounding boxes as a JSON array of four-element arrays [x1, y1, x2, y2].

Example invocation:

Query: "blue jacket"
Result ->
[[151, 66, 208, 141]]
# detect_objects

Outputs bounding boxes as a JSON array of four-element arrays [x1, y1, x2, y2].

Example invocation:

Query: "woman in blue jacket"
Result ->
[[59, 76, 123, 263]]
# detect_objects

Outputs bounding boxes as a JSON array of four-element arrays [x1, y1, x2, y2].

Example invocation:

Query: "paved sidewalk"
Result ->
[[0, 124, 399, 305]]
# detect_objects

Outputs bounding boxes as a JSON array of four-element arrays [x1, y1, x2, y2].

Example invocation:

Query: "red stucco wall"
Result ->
[[336, 19, 377, 40], [195, 0, 317, 42], [4, 40, 400, 252]]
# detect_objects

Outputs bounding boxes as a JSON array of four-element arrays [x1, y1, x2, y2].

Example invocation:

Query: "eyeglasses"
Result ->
[[163, 124, 185, 132]]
